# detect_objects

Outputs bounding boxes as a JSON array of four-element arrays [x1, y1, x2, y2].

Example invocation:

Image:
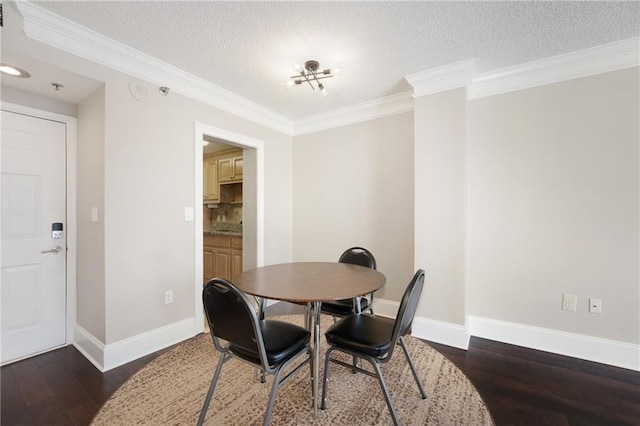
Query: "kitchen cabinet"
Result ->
[[203, 148, 242, 203], [220, 182, 242, 204], [230, 235, 243, 279], [218, 155, 243, 183], [203, 155, 219, 202], [203, 249, 214, 280], [203, 234, 243, 282]]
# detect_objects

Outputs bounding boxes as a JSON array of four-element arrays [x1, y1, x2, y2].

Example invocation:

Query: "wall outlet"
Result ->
[[164, 290, 173, 305], [589, 298, 602, 314], [562, 293, 578, 312]]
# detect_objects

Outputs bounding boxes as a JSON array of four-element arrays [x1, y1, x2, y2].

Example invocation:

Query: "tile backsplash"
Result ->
[[203, 205, 242, 228]]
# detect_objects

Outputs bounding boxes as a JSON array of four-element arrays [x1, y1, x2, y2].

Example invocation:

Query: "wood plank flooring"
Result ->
[[2, 302, 639, 425]]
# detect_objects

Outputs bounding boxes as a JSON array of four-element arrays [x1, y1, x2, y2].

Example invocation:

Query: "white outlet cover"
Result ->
[[589, 298, 602, 314], [562, 293, 578, 312]]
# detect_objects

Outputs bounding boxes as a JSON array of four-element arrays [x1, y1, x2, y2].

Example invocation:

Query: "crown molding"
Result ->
[[293, 91, 414, 135], [405, 59, 476, 98], [469, 37, 640, 99], [14, 2, 640, 136], [403, 38, 638, 101], [16, 1, 293, 135]]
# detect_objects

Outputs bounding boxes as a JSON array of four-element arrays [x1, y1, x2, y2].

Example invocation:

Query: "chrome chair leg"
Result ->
[[304, 304, 312, 330], [197, 352, 229, 426], [399, 336, 427, 399], [320, 347, 335, 410], [253, 367, 266, 383], [369, 359, 400, 426], [309, 348, 316, 408], [263, 366, 284, 426]]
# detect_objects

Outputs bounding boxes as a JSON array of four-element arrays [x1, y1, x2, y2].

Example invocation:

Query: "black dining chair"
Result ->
[[198, 278, 313, 426], [321, 269, 427, 426], [321, 246, 377, 318]]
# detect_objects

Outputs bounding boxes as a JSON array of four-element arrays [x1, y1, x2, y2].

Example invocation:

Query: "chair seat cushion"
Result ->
[[325, 314, 394, 358], [231, 319, 310, 366], [321, 298, 370, 316]]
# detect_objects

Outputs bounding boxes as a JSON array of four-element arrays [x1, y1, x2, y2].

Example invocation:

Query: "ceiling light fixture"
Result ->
[[0, 63, 31, 78], [287, 60, 338, 96]]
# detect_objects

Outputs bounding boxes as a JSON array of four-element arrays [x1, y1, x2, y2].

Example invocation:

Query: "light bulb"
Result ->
[[332, 67, 342, 75], [286, 80, 295, 87], [318, 83, 328, 96], [0, 64, 30, 78], [0, 66, 20, 76]]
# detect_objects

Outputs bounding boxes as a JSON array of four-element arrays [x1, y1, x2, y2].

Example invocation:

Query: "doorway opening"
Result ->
[[194, 123, 264, 334]]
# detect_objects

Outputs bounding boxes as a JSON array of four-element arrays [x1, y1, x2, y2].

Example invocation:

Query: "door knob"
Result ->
[[41, 246, 63, 254]]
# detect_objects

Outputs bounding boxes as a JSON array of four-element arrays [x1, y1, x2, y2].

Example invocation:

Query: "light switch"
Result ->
[[91, 207, 98, 222], [184, 207, 194, 222]]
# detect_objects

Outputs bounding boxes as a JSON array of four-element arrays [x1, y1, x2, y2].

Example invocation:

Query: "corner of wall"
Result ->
[[74, 318, 196, 372], [374, 298, 470, 350], [74, 324, 106, 372]]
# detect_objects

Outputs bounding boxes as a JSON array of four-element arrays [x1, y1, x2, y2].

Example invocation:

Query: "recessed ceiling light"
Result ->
[[0, 63, 31, 78]]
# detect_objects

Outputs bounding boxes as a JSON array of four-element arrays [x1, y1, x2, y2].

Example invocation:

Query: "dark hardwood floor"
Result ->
[[2, 302, 639, 425]]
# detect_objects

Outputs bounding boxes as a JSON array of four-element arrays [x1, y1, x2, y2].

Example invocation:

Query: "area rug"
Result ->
[[91, 315, 494, 425]]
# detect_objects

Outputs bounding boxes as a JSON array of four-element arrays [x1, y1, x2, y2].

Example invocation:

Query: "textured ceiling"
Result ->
[[18, 1, 640, 119]]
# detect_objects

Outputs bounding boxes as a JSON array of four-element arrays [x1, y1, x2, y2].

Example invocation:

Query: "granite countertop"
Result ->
[[205, 229, 242, 236], [205, 222, 242, 236]]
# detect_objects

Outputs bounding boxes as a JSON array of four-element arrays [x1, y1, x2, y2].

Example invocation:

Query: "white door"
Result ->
[[1, 110, 67, 364]]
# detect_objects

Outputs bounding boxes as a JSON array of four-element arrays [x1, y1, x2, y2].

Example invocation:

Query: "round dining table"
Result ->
[[234, 261, 386, 418]]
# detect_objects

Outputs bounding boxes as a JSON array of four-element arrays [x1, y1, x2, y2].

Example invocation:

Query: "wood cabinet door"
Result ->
[[231, 250, 243, 280], [213, 250, 231, 280], [218, 157, 233, 182], [219, 156, 242, 183], [232, 156, 243, 181], [203, 249, 214, 281], [203, 159, 219, 201]]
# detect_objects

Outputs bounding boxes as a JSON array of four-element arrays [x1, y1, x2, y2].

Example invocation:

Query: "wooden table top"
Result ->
[[233, 262, 386, 303]]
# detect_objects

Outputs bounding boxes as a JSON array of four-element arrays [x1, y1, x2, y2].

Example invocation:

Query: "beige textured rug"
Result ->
[[91, 315, 494, 425]]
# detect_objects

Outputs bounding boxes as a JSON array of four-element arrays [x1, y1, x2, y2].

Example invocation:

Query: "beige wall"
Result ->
[[101, 72, 293, 343], [413, 88, 468, 325], [1, 86, 77, 117], [76, 86, 106, 341], [292, 112, 415, 301], [468, 68, 639, 343], [293, 68, 640, 349]]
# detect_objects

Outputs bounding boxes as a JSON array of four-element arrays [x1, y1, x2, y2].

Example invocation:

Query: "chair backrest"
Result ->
[[202, 278, 266, 362], [388, 269, 425, 354], [338, 246, 377, 269]]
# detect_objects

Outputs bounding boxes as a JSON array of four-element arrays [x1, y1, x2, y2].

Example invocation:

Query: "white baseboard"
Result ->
[[373, 298, 470, 349], [468, 315, 640, 371], [76, 303, 639, 372], [374, 298, 639, 370], [73, 324, 106, 371], [74, 318, 197, 372], [412, 317, 471, 350], [103, 318, 196, 371]]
